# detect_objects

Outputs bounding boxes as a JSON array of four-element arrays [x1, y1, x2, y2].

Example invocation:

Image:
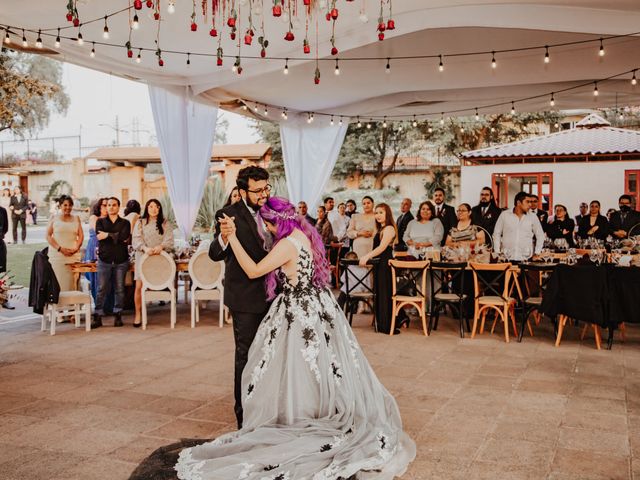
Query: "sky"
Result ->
[[0, 62, 258, 160]]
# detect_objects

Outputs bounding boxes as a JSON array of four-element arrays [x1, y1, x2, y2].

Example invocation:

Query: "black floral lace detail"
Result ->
[[302, 326, 316, 347], [264, 464, 279, 471]]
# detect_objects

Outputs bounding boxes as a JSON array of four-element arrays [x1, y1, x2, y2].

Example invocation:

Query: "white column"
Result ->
[[280, 114, 348, 209], [148, 85, 218, 238]]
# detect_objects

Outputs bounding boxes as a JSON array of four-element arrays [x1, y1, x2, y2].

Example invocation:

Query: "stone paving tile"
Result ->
[[549, 448, 631, 480], [558, 426, 630, 456]]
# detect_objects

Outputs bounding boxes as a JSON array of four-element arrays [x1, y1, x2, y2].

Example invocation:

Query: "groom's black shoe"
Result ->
[[91, 314, 102, 329]]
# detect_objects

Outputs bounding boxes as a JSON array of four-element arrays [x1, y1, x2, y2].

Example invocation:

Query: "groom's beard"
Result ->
[[246, 194, 267, 212]]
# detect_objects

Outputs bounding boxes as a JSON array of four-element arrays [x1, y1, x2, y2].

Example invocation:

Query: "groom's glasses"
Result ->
[[246, 184, 272, 195]]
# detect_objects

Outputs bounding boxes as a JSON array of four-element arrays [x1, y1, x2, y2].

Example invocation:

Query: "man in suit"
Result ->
[[210, 166, 272, 429], [433, 187, 456, 246], [610, 194, 640, 239], [470, 186, 503, 237], [394, 198, 414, 251], [575, 202, 588, 225], [528, 194, 549, 231], [9, 186, 28, 244], [297, 201, 316, 226], [0, 204, 7, 273]]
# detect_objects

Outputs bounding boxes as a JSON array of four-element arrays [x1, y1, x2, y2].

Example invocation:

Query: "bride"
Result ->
[[176, 197, 415, 480]]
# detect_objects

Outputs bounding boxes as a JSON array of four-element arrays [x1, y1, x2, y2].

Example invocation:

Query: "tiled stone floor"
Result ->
[[1, 301, 639, 479]]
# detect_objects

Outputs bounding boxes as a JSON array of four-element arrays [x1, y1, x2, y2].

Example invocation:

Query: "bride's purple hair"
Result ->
[[260, 196, 330, 300]]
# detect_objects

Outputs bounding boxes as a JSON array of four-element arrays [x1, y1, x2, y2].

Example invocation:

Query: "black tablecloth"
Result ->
[[541, 264, 640, 328]]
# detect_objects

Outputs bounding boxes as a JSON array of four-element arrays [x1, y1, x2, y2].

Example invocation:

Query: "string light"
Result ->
[[264, 105, 268, 116], [136, 49, 142, 63], [474, 108, 479, 121], [186, 52, 191, 66], [103, 16, 109, 39], [632, 70, 637, 86], [242, 104, 248, 111], [554, 122, 559, 129], [385, 58, 391, 74], [4, 30, 10, 44], [283, 58, 289, 75], [253, 104, 259, 112], [366, 122, 371, 129], [339, 117, 343, 126], [35, 30, 42, 48], [511, 102, 515, 114], [440, 113, 445, 125], [167, 1, 176, 14], [90, 42, 95, 57], [132, 14, 139, 30], [438, 55, 444, 72], [490, 127, 495, 133], [356, 117, 362, 128], [619, 110, 624, 121], [593, 82, 599, 96], [549, 93, 555, 106], [334, 59, 340, 76], [427, 124, 433, 133], [544, 45, 550, 63], [382, 117, 387, 128], [491, 51, 497, 69], [599, 38, 605, 57], [282, 109, 288, 120], [55, 28, 60, 48], [21, 29, 27, 47], [460, 126, 465, 133], [308, 112, 315, 123], [76, 29, 83, 45], [330, 116, 334, 125], [412, 115, 417, 127]]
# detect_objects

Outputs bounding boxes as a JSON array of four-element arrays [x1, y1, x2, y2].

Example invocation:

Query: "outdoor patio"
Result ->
[[1, 301, 639, 480]]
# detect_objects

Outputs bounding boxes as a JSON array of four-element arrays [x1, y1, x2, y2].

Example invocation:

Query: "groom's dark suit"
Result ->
[[209, 200, 270, 428]]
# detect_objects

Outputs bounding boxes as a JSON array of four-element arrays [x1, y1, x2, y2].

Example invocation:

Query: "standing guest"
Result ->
[[433, 187, 457, 246], [28, 200, 38, 225], [132, 199, 174, 328], [83, 198, 108, 301], [493, 192, 545, 261], [334, 202, 351, 247], [606, 208, 616, 222], [347, 196, 376, 259], [324, 196, 339, 227], [9, 186, 29, 244], [0, 189, 12, 244], [575, 202, 589, 225], [46, 195, 84, 292], [577, 200, 609, 241], [610, 194, 640, 239], [315, 206, 337, 245], [297, 201, 316, 226], [124, 199, 141, 232], [471, 186, 502, 237], [395, 198, 414, 251], [404, 201, 443, 257], [92, 197, 131, 329], [0, 202, 7, 272], [546, 204, 575, 247], [529, 194, 549, 228], [445, 203, 486, 249], [225, 187, 241, 207], [345, 199, 357, 217], [359, 203, 399, 334]]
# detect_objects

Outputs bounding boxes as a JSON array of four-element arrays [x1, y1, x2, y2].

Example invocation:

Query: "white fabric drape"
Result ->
[[280, 114, 348, 209], [148, 85, 218, 238]]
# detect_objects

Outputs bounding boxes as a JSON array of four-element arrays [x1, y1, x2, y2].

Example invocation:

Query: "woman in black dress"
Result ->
[[547, 204, 575, 247], [359, 203, 397, 334], [577, 200, 609, 241]]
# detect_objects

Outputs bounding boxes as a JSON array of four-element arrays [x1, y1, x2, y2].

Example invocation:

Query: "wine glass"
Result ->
[[522, 245, 533, 262]]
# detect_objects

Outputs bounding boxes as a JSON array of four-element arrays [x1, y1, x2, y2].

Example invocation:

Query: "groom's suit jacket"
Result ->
[[209, 200, 270, 314]]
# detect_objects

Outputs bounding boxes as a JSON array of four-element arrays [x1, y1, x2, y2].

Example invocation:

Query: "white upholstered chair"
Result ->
[[188, 249, 225, 328], [138, 251, 177, 330]]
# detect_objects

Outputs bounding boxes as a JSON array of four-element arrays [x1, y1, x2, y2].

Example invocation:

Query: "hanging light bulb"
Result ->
[[491, 51, 497, 69], [440, 113, 445, 126], [544, 46, 550, 63], [427, 125, 433, 133], [330, 116, 334, 126], [4, 30, 10, 45], [90, 42, 95, 57], [253, 104, 259, 112], [35, 30, 42, 48], [264, 106, 268, 116], [475, 108, 479, 121], [554, 122, 559, 129], [438, 55, 444, 72], [412, 116, 417, 127], [307, 113, 312, 124], [167, 1, 176, 14], [366, 122, 371, 129], [511, 102, 515, 115], [632, 70, 637, 86], [599, 38, 605, 57], [357, 117, 362, 128], [382, 117, 387, 128], [385, 58, 391, 74], [54, 28, 60, 48], [310, 112, 314, 123], [490, 126, 495, 133], [136, 49, 142, 63], [76, 31, 83, 46], [549, 93, 555, 107], [282, 109, 288, 120], [619, 110, 624, 121], [593, 82, 599, 96], [460, 126, 465, 133], [103, 16, 110, 39], [21, 29, 27, 47], [132, 14, 140, 29], [186, 53, 191, 66], [242, 104, 248, 111], [339, 117, 343, 126], [334, 59, 340, 76], [283, 58, 289, 75]]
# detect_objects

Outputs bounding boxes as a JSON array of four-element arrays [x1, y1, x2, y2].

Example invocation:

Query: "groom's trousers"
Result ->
[[231, 309, 267, 429]]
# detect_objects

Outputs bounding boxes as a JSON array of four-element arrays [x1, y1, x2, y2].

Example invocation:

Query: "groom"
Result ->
[[209, 166, 272, 429]]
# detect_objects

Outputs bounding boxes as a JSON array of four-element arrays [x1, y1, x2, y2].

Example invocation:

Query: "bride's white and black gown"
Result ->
[[175, 236, 415, 480]]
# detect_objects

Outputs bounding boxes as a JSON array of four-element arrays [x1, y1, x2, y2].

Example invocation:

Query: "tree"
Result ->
[[214, 116, 230, 144], [251, 120, 284, 175], [424, 167, 455, 201], [0, 51, 69, 137], [44, 180, 72, 203]]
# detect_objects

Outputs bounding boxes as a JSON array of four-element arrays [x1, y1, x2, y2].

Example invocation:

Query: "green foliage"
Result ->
[[270, 175, 289, 198], [195, 176, 227, 230], [424, 167, 455, 202], [44, 180, 72, 203], [251, 120, 284, 175], [0, 51, 69, 137], [214, 115, 230, 144], [159, 194, 176, 229]]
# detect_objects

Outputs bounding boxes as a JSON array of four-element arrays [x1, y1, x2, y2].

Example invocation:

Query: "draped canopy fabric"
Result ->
[[148, 85, 218, 238], [280, 114, 349, 210]]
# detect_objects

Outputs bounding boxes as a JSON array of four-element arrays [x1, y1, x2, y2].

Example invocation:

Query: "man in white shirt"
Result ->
[[493, 191, 545, 261]]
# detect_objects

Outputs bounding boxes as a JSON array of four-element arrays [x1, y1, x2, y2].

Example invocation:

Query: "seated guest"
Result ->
[[609, 194, 640, 239], [315, 206, 337, 245], [297, 201, 316, 226], [46, 195, 84, 291], [546, 204, 575, 247], [395, 198, 414, 251], [92, 197, 131, 329], [493, 192, 544, 260], [577, 200, 609, 241], [445, 203, 485, 249], [470, 186, 502, 237], [124, 199, 141, 231], [132, 199, 174, 328], [404, 201, 443, 257]]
